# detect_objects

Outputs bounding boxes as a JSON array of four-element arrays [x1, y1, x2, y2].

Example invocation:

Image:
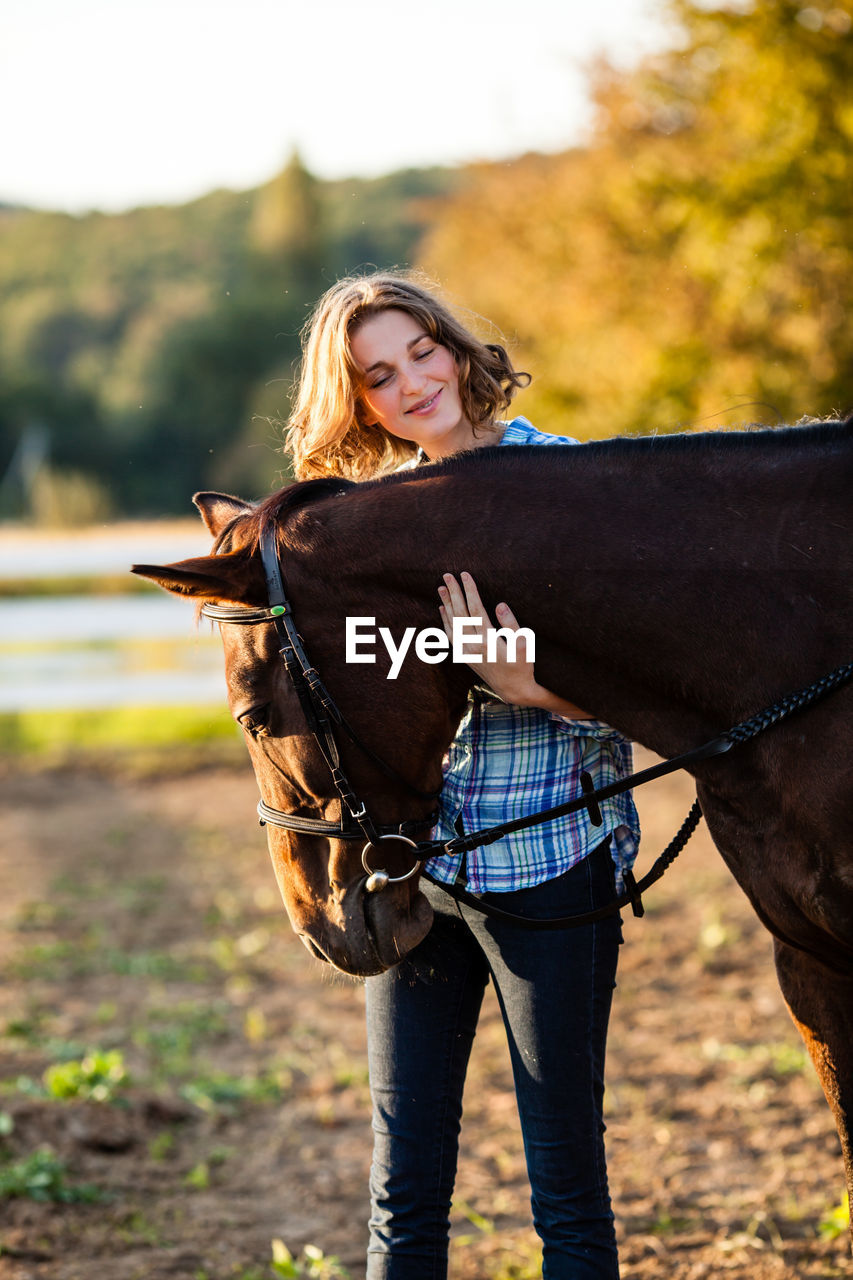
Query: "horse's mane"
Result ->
[[337, 414, 849, 492], [235, 415, 852, 539], [257, 477, 357, 528]]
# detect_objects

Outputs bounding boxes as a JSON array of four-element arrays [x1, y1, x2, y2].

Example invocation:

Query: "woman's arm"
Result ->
[[437, 572, 593, 719]]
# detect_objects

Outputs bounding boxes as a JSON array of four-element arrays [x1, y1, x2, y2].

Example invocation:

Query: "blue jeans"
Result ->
[[364, 838, 622, 1279]]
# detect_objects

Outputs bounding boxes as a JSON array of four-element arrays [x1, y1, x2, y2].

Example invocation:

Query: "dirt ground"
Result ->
[[0, 749, 850, 1280]]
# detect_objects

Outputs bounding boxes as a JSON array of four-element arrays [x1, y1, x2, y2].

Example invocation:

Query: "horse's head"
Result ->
[[133, 486, 464, 977]]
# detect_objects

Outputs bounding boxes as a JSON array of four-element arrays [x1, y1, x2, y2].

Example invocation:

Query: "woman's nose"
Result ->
[[399, 363, 427, 395]]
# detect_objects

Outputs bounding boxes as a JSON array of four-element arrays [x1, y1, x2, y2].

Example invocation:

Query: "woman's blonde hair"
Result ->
[[285, 271, 530, 480]]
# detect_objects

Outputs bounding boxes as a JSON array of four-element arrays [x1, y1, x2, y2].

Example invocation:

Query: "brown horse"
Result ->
[[133, 418, 853, 1222]]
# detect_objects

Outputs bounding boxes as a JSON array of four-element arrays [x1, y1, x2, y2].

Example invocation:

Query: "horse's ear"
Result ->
[[130, 553, 252, 602], [193, 491, 254, 537]]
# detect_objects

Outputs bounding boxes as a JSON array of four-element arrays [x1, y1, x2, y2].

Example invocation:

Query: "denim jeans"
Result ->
[[364, 838, 622, 1279]]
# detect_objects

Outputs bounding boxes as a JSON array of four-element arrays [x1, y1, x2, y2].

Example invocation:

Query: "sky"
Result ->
[[2, 0, 673, 214]]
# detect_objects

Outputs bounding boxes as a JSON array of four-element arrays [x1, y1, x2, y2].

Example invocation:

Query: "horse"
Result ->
[[133, 417, 853, 1225]]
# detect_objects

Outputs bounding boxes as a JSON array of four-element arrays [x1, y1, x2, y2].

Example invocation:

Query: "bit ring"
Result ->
[[362, 834, 420, 892]]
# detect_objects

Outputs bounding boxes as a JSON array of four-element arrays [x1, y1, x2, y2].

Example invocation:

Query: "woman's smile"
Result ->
[[406, 389, 442, 416]]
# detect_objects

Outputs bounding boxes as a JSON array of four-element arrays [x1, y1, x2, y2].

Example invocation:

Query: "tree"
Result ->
[[422, 0, 853, 437]]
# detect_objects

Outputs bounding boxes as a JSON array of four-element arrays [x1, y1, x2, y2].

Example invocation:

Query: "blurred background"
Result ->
[[1, 0, 851, 722]]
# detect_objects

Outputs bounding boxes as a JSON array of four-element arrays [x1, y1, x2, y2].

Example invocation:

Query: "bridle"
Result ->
[[201, 524, 440, 892], [202, 522, 853, 926]]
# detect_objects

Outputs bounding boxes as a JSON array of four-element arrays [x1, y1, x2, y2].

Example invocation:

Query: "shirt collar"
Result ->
[[415, 417, 523, 466]]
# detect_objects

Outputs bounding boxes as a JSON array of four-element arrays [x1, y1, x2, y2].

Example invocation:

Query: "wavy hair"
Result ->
[[285, 272, 530, 480]]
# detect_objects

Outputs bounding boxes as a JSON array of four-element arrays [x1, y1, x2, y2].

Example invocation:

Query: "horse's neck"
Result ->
[[320, 439, 848, 758]]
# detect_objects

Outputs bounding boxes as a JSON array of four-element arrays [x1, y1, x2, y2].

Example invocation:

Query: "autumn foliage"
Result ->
[[422, 0, 853, 438]]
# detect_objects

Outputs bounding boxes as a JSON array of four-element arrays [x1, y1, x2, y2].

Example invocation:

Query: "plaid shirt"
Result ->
[[423, 416, 640, 892]]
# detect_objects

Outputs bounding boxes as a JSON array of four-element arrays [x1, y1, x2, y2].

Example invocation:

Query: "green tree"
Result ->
[[0, 162, 458, 516], [423, 0, 853, 436]]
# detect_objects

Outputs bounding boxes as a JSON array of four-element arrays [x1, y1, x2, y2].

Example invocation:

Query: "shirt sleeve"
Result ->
[[547, 713, 632, 742]]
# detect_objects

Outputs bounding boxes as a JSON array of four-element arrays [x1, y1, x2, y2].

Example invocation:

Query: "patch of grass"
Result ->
[[651, 1209, 697, 1235], [115, 873, 168, 914], [0, 573, 158, 598], [132, 1000, 231, 1080], [2, 1011, 51, 1043], [103, 946, 214, 982], [12, 900, 70, 931], [9, 937, 213, 983], [0, 1147, 105, 1203], [701, 1037, 811, 1080], [9, 939, 88, 980], [0, 703, 238, 757], [179, 1069, 285, 1113], [115, 1208, 168, 1246]]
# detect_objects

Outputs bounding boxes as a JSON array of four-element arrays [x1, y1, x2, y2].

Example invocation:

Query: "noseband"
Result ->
[[200, 525, 438, 892]]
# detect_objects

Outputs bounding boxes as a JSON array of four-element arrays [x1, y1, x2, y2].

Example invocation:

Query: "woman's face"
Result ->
[[350, 309, 478, 459]]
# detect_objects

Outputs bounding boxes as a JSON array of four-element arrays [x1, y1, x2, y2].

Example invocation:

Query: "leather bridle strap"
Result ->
[[424, 799, 703, 930], [200, 524, 438, 843]]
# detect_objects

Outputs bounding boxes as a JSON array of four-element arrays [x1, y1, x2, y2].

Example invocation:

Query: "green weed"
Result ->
[[271, 1238, 350, 1278], [132, 1002, 233, 1084], [651, 1209, 695, 1235], [115, 1208, 166, 1246], [179, 1070, 284, 1112], [0, 703, 238, 757], [701, 1037, 810, 1079], [104, 946, 213, 982], [0, 572, 157, 598], [10, 939, 88, 980], [43, 1049, 130, 1101], [2, 1011, 50, 1043], [451, 1196, 496, 1247], [184, 1161, 211, 1190], [184, 1145, 233, 1190], [148, 1131, 176, 1161], [819, 1194, 850, 1241], [0, 1148, 104, 1203], [484, 1253, 540, 1280], [12, 900, 68, 931], [10, 935, 212, 984]]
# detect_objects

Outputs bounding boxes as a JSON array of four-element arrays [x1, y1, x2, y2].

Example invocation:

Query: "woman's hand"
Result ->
[[437, 572, 592, 717]]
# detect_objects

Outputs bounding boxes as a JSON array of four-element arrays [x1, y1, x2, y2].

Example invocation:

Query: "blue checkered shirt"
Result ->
[[422, 416, 640, 892]]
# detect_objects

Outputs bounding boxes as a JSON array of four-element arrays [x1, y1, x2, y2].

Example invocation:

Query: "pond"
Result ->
[[0, 523, 226, 712]]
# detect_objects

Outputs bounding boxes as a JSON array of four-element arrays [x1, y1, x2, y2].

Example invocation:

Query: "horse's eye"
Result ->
[[237, 705, 271, 739]]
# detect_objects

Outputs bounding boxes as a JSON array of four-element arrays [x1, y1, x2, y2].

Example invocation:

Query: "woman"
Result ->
[[285, 272, 639, 1279]]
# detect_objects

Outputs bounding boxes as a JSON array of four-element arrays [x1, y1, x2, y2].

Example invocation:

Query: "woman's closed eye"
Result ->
[[369, 348, 435, 389]]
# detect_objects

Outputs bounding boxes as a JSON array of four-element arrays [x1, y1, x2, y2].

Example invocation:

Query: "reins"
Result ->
[[416, 658, 853, 927], [202, 525, 853, 930]]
